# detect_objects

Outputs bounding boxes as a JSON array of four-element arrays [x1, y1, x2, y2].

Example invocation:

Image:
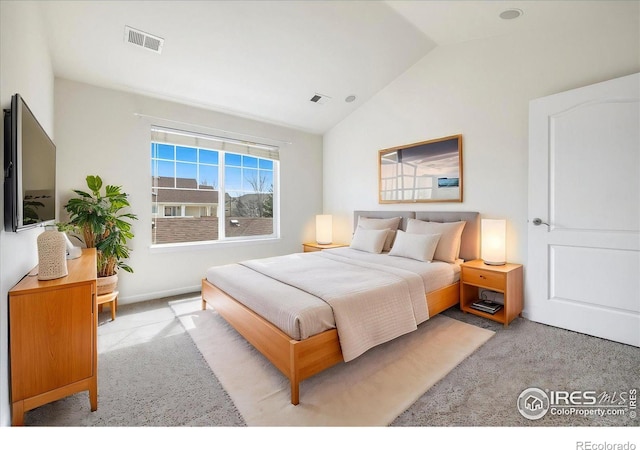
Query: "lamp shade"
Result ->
[[481, 219, 506, 265], [315, 214, 333, 245]]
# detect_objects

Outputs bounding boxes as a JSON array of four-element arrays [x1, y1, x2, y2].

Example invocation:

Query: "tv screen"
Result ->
[[4, 93, 56, 231]]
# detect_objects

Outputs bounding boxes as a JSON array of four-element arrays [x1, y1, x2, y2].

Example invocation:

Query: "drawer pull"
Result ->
[[479, 275, 486, 279]]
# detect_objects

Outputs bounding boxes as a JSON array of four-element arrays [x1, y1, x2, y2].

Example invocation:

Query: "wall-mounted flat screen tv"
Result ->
[[4, 93, 56, 232]]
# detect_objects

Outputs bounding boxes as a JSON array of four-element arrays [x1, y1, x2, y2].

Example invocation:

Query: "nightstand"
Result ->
[[302, 242, 348, 252], [460, 259, 523, 327]]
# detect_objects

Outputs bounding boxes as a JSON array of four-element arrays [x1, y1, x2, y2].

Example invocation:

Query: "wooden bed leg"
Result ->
[[290, 342, 300, 405], [202, 298, 207, 310], [291, 381, 300, 406]]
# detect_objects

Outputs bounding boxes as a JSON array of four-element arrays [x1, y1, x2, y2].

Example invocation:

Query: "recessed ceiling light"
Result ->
[[345, 95, 356, 103], [499, 8, 523, 20]]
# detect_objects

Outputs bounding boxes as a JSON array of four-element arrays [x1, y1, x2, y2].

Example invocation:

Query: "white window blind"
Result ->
[[151, 125, 280, 161]]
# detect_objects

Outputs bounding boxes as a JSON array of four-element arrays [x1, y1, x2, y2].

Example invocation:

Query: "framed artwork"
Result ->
[[378, 134, 463, 203]]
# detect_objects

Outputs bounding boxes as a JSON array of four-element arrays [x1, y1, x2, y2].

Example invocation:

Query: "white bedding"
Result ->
[[205, 248, 460, 361]]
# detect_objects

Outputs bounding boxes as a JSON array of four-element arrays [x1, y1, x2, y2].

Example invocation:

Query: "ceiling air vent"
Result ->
[[310, 93, 331, 105], [124, 26, 164, 54]]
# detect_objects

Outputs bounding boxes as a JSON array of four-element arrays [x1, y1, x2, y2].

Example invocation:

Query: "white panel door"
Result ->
[[528, 73, 640, 347]]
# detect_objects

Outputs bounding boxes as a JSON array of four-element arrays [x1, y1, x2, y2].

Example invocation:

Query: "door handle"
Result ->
[[532, 218, 549, 226]]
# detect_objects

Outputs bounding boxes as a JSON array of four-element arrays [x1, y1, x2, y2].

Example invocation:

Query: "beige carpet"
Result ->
[[170, 298, 494, 426]]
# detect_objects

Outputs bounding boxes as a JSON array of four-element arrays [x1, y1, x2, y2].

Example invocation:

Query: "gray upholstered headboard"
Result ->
[[354, 210, 480, 261], [353, 210, 415, 232]]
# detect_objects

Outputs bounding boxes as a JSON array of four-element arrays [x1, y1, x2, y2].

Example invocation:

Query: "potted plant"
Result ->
[[61, 175, 137, 295]]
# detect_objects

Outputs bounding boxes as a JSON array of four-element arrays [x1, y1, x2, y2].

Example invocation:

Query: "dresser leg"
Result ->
[[12, 401, 24, 426], [90, 379, 98, 411]]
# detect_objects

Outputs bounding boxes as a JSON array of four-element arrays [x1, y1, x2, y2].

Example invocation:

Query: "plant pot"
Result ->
[[97, 274, 118, 296]]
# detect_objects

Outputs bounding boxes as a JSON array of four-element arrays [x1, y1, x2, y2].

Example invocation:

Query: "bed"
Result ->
[[201, 210, 479, 404]]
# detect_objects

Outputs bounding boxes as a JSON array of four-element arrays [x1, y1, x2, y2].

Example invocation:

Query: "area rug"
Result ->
[[170, 298, 495, 426]]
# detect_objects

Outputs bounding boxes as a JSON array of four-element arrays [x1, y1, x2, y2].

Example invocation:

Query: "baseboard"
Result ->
[[118, 285, 201, 305]]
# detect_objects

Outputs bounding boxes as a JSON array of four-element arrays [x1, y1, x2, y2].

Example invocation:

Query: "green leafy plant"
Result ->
[[62, 175, 137, 277]]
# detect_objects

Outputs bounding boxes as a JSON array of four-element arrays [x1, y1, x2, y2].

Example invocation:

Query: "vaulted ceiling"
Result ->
[[39, 1, 635, 134]]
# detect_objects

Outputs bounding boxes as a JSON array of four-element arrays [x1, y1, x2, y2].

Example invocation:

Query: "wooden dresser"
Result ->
[[9, 248, 98, 426]]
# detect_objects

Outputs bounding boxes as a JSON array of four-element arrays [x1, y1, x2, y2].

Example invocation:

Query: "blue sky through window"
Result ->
[[176, 146, 197, 162], [176, 162, 196, 180], [151, 143, 273, 193], [157, 143, 174, 160], [199, 165, 218, 187], [199, 149, 218, 164], [243, 155, 258, 168], [226, 153, 242, 166]]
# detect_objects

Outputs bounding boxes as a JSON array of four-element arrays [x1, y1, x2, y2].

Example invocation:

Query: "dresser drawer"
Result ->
[[462, 267, 506, 291]]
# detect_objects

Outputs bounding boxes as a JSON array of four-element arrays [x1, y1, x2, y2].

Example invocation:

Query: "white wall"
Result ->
[[0, 0, 55, 427], [323, 4, 640, 270], [54, 79, 323, 304]]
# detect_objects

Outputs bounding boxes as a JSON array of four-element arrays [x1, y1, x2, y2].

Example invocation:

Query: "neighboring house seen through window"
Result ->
[[151, 126, 279, 245]]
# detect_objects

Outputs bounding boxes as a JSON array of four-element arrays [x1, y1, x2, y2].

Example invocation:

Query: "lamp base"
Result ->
[[316, 241, 332, 245], [483, 260, 506, 266]]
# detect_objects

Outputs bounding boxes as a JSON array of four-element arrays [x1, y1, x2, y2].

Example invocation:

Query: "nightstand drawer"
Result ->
[[462, 267, 506, 291], [302, 242, 348, 252]]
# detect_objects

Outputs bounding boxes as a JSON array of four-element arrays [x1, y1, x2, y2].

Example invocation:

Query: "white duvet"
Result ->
[[207, 248, 457, 361], [239, 250, 429, 362]]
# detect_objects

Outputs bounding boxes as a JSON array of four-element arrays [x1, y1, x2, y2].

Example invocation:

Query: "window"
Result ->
[[151, 126, 279, 245]]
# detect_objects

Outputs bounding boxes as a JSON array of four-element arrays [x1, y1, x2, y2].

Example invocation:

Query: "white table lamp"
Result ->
[[481, 219, 506, 265], [316, 214, 333, 245]]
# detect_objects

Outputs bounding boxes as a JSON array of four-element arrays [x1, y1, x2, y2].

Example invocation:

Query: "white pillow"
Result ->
[[389, 231, 441, 262], [356, 216, 402, 251], [405, 219, 466, 263], [349, 227, 389, 254]]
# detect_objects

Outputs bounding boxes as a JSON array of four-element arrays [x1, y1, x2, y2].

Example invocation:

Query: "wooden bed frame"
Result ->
[[201, 278, 460, 405], [201, 211, 479, 405]]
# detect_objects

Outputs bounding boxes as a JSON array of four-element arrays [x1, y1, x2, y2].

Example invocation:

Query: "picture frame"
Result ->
[[378, 134, 463, 203]]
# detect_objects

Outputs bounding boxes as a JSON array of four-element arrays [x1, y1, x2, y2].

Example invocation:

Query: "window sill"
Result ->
[[149, 236, 281, 253]]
